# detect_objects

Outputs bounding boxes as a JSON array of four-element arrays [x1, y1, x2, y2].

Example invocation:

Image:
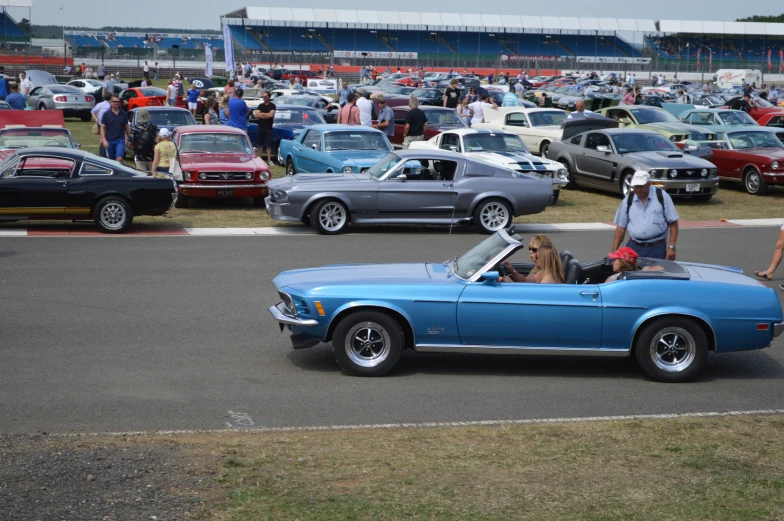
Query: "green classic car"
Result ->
[[676, 108, 762, 138], [596, 106, 717, 143]]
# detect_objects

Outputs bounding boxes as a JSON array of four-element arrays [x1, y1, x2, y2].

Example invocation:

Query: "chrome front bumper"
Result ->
[[774, 323, 784, 338], [269, 302, 319, 327]]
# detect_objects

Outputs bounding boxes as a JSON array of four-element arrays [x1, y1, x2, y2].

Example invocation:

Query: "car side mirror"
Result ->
[[481, 271, 500, 284], [448, 145, 457, 152], [311, 144, 319, 151], [596, 145, 611, 153], [74, 142, 81, 149], [618, 118, 632, 126], [396, 174, 407, 181]]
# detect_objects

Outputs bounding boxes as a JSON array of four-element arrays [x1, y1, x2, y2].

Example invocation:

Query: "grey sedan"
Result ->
[[265, 149, 554, 235], [547, 119, 719, 201], [27, 84, 96, 121]]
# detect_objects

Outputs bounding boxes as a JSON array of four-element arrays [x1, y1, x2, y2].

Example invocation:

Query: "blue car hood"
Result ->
[[327, 149, 389, 166], [274, 263, 431, 289]]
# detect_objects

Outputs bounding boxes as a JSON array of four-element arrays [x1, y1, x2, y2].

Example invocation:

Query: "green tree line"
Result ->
[[25, 23, 219, 39], [736, 14, 784, 23]]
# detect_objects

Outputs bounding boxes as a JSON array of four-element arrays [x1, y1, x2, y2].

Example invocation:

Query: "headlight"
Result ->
[[198, 172, 206, 180], [649, 168, 658, 178], [258, 171, 270, 180], [271, 189, 288, 201], [700, 169, 708, 177], [183, 171, 191, 181], [773, 161, 779, 170], [342, 166, 353, 173], [668, 169, 677, 178], [557, 168, 568, 180], [245, 172, 253, 180], [278, 291, 296, 317]]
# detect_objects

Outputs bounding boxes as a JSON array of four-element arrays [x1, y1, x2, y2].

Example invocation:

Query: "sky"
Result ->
[[16, 0, 784, 31]]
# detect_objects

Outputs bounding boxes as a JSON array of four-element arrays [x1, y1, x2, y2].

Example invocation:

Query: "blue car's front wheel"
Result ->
[[332, 311, 404, 376]]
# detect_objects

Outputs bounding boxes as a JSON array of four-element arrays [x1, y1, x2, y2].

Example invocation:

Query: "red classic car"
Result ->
[[723, 96, 781, 122], [388, 106, 468, 148], [756, 112, 784, 128], [711, 129, 784, 194], [170, 126, 271, 208], [120, 87, 170, 111], [280, 69, 321, 84]]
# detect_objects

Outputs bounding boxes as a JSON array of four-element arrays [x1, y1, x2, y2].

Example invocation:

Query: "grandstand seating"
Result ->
[[68, 34, 102, 48], [648, 34, 784, 61], [0, 11, 28, 40], [230, 26, 263, 50], [66, 32, 224, 52]]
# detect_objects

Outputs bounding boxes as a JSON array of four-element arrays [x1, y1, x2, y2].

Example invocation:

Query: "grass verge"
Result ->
[[13, 414, 784, 521]]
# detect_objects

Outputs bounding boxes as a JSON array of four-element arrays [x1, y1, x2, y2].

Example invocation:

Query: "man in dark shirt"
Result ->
[[253, 91, 276, 163], [442, 79, 460, 109], [128, 109, 159, 172], [402, 96, 428, 149], [100, 95, 131, 162]]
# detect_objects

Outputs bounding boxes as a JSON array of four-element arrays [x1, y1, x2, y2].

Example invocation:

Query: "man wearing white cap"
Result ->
[[611, 171, 679, 260]]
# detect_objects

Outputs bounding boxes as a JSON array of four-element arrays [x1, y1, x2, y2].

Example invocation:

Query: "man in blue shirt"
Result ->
[[0, 77, 7, 101], [186, 84, 200, 116], [226, 88, 249, 132], [100, 95, 130, 162], [612, 171, 679, 260], [338, 81, 351, 107], [5, 83, 26, 109]]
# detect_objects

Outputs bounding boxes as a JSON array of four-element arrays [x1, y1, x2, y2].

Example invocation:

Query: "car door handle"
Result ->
[[580, 291, 599, 301], [443, 183, 454, 188]]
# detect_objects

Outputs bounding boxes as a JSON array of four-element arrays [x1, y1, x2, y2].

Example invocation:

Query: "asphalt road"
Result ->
[[2, 227, 784, 435]]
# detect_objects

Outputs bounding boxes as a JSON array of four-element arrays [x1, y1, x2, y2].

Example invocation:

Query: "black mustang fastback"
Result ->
[[0, 148, 177, 233]]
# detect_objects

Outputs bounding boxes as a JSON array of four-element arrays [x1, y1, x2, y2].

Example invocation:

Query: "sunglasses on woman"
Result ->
[[529, 247, 538, 253]]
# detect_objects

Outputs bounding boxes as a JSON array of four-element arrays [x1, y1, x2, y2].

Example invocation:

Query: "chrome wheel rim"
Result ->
[[344, 321, 391, 368], [318, 202, 346, 231], [746, 172, 760, 193], [480, 202, 509, 231], [100, 202, 126, 230], [649, 326, 696, 373], [622, 174, 633, 196], [540, 142, 549, 156], [286, 162, 295, 176]]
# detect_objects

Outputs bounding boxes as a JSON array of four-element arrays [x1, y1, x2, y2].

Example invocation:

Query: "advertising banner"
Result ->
[[204, 43, 213, 77], [223, 24, 234, 72]]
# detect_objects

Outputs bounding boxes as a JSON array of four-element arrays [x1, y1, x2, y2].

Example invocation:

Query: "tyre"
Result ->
[[539, 141, 550, 158], [620, 170, 635, 196], [252, 196, 265, 207], [174, 194, 189, 208], [691, 194, 713, 202], [286, 158, 296, 176], [39, 103, 47, 110], [558, 159, 578, 189], [93, 196, 133, 233], [552, 189, 560, 204], [473, 198, 512, 234], [80, 112, 91, 122], [744, 168, 768, 195], [332, 311, 404, 376], [310, 199, 349, 235], [634, 317, 709, 383]]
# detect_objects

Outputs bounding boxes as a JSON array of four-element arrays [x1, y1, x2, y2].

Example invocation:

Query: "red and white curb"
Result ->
[[0, 219, 782, 237]]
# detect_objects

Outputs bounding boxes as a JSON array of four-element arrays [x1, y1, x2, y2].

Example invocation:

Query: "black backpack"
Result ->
[[626, 186, 668, 222], [134, 123, 158, 157]]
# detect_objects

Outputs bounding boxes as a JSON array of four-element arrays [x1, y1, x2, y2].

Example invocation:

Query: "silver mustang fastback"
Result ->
[[265, 149, 554, 234]]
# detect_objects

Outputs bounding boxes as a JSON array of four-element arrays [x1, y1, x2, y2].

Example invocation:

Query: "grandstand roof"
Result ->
[[222, 7, 657, 32], [657, 20, 784, 36], [0, 0, 32, 6]]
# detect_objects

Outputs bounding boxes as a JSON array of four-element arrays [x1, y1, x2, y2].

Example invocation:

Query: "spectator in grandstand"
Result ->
[[187, 83, 200, 116], [356, 88, 373, 127], [5, 83, 25, 110], [98, 63, 106, 80], [443, 79, 460, 109], [151, 128, 176, 176], [100, 95, 131, 163], [129, 109, 158, 172], [0, 75, 7, 101], [166, 80, 177, 107], [19, 72, 31, 97], [338, 80, 351, 107], [226, 88, 249, 132], [253, 91, 275, 163], [338, 92, 360, 125], [372, 95, 394, 139], [143, 61, 149, 80], [402, 96, 427, 149]]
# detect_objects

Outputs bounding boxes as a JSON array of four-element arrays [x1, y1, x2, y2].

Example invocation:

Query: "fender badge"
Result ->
[[427, 326, 446, 335]]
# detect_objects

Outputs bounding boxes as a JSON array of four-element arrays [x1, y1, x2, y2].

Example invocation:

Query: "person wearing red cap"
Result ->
[[605, 247, 639, 282]]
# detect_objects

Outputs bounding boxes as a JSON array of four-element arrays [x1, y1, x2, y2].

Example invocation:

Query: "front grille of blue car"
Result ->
[[294, 298, 310, 316]]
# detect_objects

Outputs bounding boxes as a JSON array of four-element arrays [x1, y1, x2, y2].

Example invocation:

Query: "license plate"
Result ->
[[686, 183, 700, 193], [217, 189, 234, 197]]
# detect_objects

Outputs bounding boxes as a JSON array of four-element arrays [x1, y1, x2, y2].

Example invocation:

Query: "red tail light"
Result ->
[[146, 99, 161, 106], [54, 96, 67, 102], [85, 95, 94, 102]]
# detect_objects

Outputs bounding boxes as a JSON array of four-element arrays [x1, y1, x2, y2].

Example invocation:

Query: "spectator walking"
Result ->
[[253, 91, 276, 163], [151, 128, 177, 176], [91, 92, 112, 157], [402, 96, 427, 148], [514, 80, 525, 99], [173, 74, 183, 96], [0, 75, 7, 101], [97, 63, 106, 80], [338, 92, 360, 125], [143, 61, 150, 80], [129, 109, 158, 172], [622, 87, 635, 105], [611, 171, 679, 260], [166, 80, 177, 106], [103, 73, 115, 97], [226, 88, 249, 132], [338, 80, 351, 107], [372, 95, 394, 139], [20, 72, 31, 97], [356, 88, 373, 126], [753, 224, 784, 282], [99, 95, 131, 163], [186, 83, 200, 116], [153, 62, 159, 81], [468, 93, 498, 125], [502, 90, 519, 107], [443, 79, 460, 109], [5, 83, 25, 110]]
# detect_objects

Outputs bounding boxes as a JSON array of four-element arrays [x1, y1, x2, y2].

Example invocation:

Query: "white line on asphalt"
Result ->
[[727, 218, 784, 227], [0, 230, 27, 236], [514, 222, 616, 232], [184, 227, 315, 235], [37, 408, 784, 438]]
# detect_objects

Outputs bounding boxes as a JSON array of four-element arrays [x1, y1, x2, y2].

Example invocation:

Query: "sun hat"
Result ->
[[376, 94, 386, 102], [608, 247, 639, 263], [137, 109, 150, 123], [630, 171, 651, 186]]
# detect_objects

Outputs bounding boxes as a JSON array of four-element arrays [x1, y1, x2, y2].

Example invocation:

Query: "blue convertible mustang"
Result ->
[[270, 229, 784, 382]]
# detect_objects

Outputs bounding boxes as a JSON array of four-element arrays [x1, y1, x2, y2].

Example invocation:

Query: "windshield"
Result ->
[[717, 111, 757, 126], [242, 89, 262, 99], [463, 133, 529, 153], [611, 133, 681, 153], [147, 110, 197, 127], [368, 153, 401, 178], [528, 111, 568, 127], [275, 97, 313, 107], [139, 87, 167, 97], [426, 109, 465, 128], [0, 129, 72, 149], [727, 131, 784, 150], [324, 131, 392, 152], [453, 232, 517, 280], [179, 133, 252, 154], [754, 98, 775, 108], [49, 86, 82, 94], [629, 108, 679, 124], [274, 108, 324, 125], [412, 89, 441, 98]]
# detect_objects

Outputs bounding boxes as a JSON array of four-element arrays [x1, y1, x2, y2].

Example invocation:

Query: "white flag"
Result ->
[[204, 43, 213, 77], [222, 23, 234, 73]]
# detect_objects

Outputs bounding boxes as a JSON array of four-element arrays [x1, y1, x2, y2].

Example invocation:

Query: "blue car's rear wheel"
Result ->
[[332, 311, 404, 376], [634, 317, 708, 383]]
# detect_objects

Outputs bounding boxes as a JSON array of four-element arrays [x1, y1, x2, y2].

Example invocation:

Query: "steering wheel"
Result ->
[[494, 262, 511, 277]]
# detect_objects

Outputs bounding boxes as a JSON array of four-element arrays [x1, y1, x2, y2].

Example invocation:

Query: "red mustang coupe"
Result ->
[[723, 96, 781, 122], [711, 129, 784, 195], [755, 112, 784, 128], [120, 87, 170, 111], [170, 126, 271, 208], [387, 106, 467, 148]]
